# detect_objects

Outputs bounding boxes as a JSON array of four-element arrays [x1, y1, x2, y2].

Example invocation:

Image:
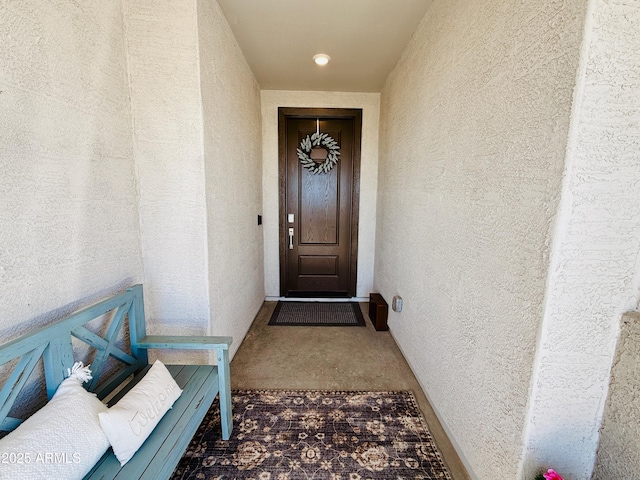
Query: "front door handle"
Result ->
[[288, 228, 294, 249]]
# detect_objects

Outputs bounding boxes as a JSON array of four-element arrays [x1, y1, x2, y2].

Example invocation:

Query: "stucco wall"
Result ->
[[261, 90, 380, 299], [522, 1, 640, 478], [123, 0, 210, 355], [198, 0, 264, 358], [123, 0, 264, 361], [0, 1, 142, 339], [376, 1, 588, 478], [592, 312, 640, 479]]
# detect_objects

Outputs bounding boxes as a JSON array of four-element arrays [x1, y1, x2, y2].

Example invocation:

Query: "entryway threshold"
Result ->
[[265, 296, 368, 303]]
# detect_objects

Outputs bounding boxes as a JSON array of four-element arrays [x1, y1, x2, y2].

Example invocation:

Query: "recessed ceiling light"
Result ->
[[313, 54, 331, 66]]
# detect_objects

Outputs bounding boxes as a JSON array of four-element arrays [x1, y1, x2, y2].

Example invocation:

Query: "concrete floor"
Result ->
[[231, 301, 470, 480]]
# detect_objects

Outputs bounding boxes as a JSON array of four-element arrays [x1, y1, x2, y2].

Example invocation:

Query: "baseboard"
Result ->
[[388, 327, 478, 480]]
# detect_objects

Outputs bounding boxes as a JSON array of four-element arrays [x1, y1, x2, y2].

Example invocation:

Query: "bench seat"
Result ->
[[85, 364, 219, 480]]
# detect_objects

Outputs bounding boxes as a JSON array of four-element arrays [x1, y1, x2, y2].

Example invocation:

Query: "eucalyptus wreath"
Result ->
[[296, 132, 340, 174]]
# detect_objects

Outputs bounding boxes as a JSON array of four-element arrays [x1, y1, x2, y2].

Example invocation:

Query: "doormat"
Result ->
[[171, 390, 453, 480], [268, 301, 365, 326]]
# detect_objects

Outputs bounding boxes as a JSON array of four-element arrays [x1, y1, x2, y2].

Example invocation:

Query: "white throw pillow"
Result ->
[[98, 359, 182, 466], [0, 363, 109, 480]]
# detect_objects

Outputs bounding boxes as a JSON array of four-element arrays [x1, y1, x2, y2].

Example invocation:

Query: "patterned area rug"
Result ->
[[172, 390, 452, 480], [268, 302, 365, 326]]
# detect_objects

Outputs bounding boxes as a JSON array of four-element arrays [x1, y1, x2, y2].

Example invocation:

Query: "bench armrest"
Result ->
[[136, 334, 234, 440], [136, 335, 232, 351]]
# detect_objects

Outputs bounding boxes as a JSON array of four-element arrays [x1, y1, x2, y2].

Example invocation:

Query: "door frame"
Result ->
[[278, 107, 362, 297]]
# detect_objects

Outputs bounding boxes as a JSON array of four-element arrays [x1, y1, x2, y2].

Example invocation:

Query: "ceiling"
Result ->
[[215, 0, 434, 93]]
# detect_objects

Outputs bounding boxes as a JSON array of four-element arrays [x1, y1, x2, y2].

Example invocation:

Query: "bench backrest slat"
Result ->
[[0, 344, 47, 429], [0, 285, 148, 432], [85, 298, 132, 392]]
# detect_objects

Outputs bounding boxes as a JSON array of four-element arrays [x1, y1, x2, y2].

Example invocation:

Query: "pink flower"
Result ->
[[543, 469, 564, 480]]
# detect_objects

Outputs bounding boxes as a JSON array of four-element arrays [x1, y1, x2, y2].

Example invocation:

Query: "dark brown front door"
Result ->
[[279, 108, 362, 297]]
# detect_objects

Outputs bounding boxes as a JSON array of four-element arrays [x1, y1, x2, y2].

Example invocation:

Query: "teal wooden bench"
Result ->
[[0, 284, 233, 479]]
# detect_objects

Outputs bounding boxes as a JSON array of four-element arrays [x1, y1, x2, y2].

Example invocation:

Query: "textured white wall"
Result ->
[[1, 0, 262, 369], [376, 1, 588, 478], [123, 0, 211, 353], [261, 90, 380, 299], [592, 312, 640, 480], [198, 0, 264, 359], [522, 1, 640, 478], [0, 1, 142, 338], [124, 0, 264, 361]]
